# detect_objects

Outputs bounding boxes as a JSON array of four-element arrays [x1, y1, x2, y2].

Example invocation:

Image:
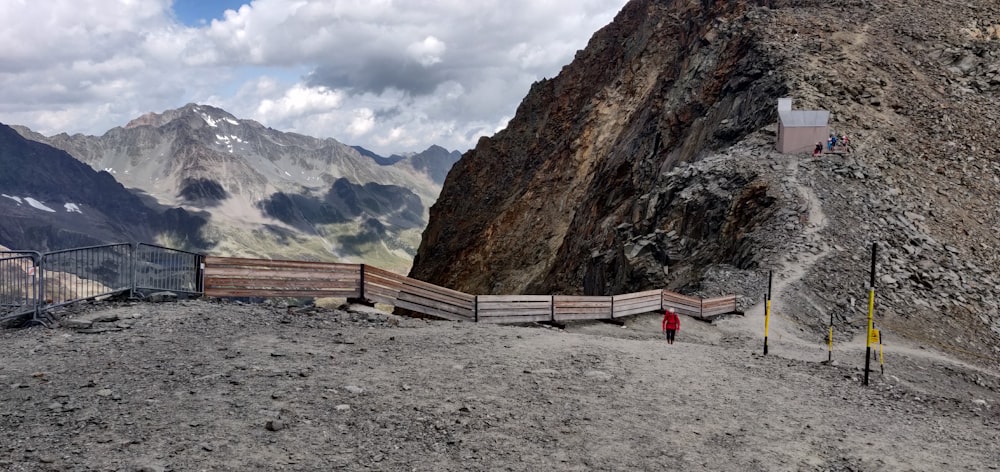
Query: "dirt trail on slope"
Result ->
[[714, 156, 833, 361], [709, 156, 1000, 383]]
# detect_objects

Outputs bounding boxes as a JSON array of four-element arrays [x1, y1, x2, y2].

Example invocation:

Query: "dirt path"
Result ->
[[0, 300, 997, 471], [706, 156, 1000, 386], [714, 156, 834, 361]]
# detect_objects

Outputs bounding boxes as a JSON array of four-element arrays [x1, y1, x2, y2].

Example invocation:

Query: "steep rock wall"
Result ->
[[411, 0, 784, 294]]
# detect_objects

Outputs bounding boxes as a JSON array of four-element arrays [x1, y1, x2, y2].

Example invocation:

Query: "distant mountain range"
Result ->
[[0, 124, 208, 250], [4, 104, 462, 271]]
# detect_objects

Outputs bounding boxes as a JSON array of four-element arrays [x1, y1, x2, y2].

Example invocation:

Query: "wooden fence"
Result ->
[[203, 256, 740, 323], [204, 257, 361, 299]]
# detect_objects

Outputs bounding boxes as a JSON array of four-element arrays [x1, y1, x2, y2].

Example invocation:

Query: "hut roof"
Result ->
[[779, 110, 830, 127]]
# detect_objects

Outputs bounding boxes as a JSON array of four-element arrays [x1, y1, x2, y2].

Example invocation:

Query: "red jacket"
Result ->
[[662, 311, 680, 331]]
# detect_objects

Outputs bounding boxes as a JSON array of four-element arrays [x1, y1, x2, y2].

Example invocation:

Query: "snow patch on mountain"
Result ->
[[24, 198, 55, 213], [198, 111, 218, 128], [2, 195, 77, 214]]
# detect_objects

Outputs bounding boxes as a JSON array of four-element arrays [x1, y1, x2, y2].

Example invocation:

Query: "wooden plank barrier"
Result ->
[[476, 295, 552, 324], [361, 265, 405, 306], [362, 265, 475, 322], [662, 291, 702, 318], [701, 295, 738, 318], [204, 256, 739, 324], [204, 256, 361, 298], [612, 289, 663, 318], [395, 277, 475, 322], [553, 295, 613, 321]]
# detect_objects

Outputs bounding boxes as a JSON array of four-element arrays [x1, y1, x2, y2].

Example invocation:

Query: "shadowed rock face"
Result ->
[[0, 124, 208, 251], [178, 178, 228, 206], [257, 178, 424, 233], [411, 0, 784, 295]]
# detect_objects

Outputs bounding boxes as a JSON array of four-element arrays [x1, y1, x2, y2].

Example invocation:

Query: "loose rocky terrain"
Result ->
[[412, 0, 1000, 372], [0, 297, 997, 471], [4, 0, 1000, 470]]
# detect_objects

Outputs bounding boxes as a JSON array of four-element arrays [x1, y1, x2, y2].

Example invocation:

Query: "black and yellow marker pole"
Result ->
[[864, 243, 877, 386], [827, 312, 834, 362], [764, 270, 772, 356], [878, 327, 885, 376]]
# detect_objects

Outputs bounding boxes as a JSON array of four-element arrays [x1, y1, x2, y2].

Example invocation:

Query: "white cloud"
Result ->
[[0, 0, 628, 155], [347, 108, 376, 136], [255, 84, 345, 121], [407, 36, 447, 67]]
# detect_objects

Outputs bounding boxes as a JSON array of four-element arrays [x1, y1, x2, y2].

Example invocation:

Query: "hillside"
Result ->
[[0, 124, 207, 251], [13, 105, 461, 271], [411, 0, 1000, 367]]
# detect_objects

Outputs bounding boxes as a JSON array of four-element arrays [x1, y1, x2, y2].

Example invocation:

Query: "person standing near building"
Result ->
[[662, 309, 680, 344]]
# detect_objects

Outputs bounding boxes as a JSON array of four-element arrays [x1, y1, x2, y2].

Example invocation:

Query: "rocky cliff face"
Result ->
[[412, 0, 1000, 367], [413, 0, 785, 294]]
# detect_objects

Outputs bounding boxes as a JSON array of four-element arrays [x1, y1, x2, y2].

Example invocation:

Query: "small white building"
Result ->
[[775, 98, 830, 154]]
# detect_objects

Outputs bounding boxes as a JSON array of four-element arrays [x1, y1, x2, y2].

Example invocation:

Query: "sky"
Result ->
[[0, 0, 628, 155]]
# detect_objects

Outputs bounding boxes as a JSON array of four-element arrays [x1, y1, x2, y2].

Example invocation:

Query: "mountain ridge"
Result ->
[[0, 123, 208, 251], [410, 0, 1000, 367], [9, 104, 462, 271]]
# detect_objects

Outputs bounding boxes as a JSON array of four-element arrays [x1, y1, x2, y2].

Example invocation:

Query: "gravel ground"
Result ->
[[0, 298, 998, 472]]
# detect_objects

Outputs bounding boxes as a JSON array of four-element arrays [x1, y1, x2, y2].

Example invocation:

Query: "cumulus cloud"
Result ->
[[0, 0, 628, 155], [256, 84, 345, 121], [347, 108, 376, 137], [407, 36, 447, 67]]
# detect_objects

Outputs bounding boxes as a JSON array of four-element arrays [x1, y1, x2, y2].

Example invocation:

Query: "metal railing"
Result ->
[[0, 243, 206, 324], [40, 243, 134, 310], [134, 243, 205, 296], [0, 253, 40, 322]]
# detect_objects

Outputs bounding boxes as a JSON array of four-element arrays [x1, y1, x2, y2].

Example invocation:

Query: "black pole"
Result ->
[[864, 243, 877, 386], [879, 330, 885, 376], [828, 311, 833, 362], [764, 270, 772, 355]]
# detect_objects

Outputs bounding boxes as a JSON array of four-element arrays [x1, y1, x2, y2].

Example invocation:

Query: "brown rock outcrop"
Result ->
[[412, 0, 785, 295]]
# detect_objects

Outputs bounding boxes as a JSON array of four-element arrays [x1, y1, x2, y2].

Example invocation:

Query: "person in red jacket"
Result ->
[[662, 309, 680, 344]]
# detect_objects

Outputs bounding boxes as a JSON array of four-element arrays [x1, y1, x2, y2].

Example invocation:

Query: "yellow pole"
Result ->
[[827, 311, 834, 362], [765, 300, 771, 338], [828, 326, 833, 360], [763, 270, 772, 355]]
